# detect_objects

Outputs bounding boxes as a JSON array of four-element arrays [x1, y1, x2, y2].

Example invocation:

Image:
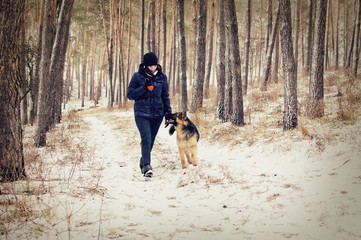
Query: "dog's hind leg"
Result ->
[[178, 147, 187, 169]]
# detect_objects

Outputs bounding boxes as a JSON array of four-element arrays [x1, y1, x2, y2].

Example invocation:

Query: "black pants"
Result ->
[[135, 116, 163, 167]]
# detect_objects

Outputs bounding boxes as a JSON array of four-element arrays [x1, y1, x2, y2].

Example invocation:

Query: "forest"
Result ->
[[1, 0, 361, 239]]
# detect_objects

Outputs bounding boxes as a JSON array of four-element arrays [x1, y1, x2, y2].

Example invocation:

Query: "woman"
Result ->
[[127, 52, 172, 178]]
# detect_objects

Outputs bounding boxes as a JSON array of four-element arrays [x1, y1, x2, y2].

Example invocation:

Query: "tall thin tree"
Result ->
[[0, 0, 26, 181], [294, 0, 300, 75], [34, 0, 57, 147], [353, 0, 361, 75], [191, 0, 207, 112], [203, 0, 215, 99], [49, 0, 75, 124], [162, 0, 167, 73], [279, 0, 298, 130], [305, 0, 313, 73], [140, 0, 145, 61], [225, 0, 244, 125], [308, 0, 328, 118], [261, 6, 280, 91], [216, 0, 226, 121], [177, 0, 188, 111], [243, 0, 252, 95]]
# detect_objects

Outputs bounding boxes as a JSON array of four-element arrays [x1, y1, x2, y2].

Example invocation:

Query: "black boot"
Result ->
[[141, 165, 153, 178]]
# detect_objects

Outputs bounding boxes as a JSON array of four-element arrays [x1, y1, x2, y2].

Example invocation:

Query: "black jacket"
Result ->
[[127, 64, 172, 119]]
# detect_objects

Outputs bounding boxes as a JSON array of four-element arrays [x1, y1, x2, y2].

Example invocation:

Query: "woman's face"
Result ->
[[147, 65, 157, 73]]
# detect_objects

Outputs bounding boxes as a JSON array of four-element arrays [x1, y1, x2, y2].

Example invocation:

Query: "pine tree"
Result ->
[[0, 0, 26, 181]]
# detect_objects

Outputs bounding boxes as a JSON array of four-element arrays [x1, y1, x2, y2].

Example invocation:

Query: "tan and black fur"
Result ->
[[167, 112, 200, 169]]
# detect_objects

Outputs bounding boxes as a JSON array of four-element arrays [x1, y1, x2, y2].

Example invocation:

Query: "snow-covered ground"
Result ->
[[1, 72, 361, 239], [1, 97, 360, 240]]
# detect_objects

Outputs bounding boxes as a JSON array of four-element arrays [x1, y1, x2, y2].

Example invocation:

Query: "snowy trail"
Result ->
[[71, 109, 361, 240]]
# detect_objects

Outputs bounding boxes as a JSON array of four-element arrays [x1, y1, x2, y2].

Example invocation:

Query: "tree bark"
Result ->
[[34, 0, 56, 147], [335, 0, 341, 68], [353, 0, 361, 75], [265, 0, 272, 55], [177, 0, 188, 111], [20, 3, 28, 126], [225, 0, 244, 126], [272, 21, 280, 83], [0, 0, 26, 181], [191, 0, 207, 112], [305, 0, 313, 73], [216, 0, 226, 121], [261, 6, 280, 91], [279, 0, 297, 130], [243, 0, 252, 95], [308, 0, 328, 118], [140, 0, 145, 60], [30, 0, 45, 125], [162, 0, 167, 73], [294, 0, 300, 75], [148, 0, 156, 52], [49, 0, 75, 124], [203, 0, 215, 99]]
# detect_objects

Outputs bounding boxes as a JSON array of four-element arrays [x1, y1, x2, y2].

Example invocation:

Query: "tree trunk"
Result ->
[[308, 0, 328, 118], [258, 0, 264, 82], [81, 54, 87, 108], [162, 0, 167, 73], [294, 0, 300, 75], [225, 0, 244, 126], [353, 0, 361, 75], [148, 0, 156, 52], [99, 0, 113, 108], [203, 0, 215, 99], [261, 6, 280, 91], [272, 21, 280, 83], [265, 0, 272, 55], [191, 0, 207, 112], [20, 4, 28, 126], [216, 0, 226, 121], [305, 0, 313, 73], [0, 0, 26, 181], [49, 0, 74, 124], [224, 30, 232, 122], [177, 0, 188, 111], [279, 0, 297, 130], [344, 0, 349, 67], [126, 0, 132, 90], [140, 0, 145, 60], [243, 0, 252, 95], [34, 0, 56, 147], [30, 0, 45, 125], [335, 0, 341, 68], [171, 0, 177, 96]]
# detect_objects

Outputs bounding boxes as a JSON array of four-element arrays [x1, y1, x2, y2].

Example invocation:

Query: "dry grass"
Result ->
[[187, 69, 360, 151], [1, 109, 106, 239]]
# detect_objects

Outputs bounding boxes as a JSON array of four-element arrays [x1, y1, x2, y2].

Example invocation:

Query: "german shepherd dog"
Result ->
[[166, 112, 200, 169]]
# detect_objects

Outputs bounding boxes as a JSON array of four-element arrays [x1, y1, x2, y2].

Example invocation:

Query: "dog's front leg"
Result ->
[[178, 147, 187, 169], [191, 145, 198, 166]]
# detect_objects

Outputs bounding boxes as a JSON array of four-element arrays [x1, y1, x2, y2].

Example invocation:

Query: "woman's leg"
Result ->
[[135, 116, 151, 167], [149, 118, 163, 151]]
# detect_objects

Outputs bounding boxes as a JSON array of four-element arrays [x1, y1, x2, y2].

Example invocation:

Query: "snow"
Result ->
[[2, 84, 361, 239]]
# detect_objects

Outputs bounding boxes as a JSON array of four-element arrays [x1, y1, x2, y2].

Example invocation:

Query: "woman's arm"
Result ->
[[127, 73, 147, 101]]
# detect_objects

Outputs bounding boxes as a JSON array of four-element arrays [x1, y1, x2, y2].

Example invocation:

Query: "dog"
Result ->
[[165, 112, 200, 169]]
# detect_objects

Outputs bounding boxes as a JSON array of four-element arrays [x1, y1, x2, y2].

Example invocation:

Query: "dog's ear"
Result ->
[[182, 111, 187, 120], [169, 125, 175, 135]]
